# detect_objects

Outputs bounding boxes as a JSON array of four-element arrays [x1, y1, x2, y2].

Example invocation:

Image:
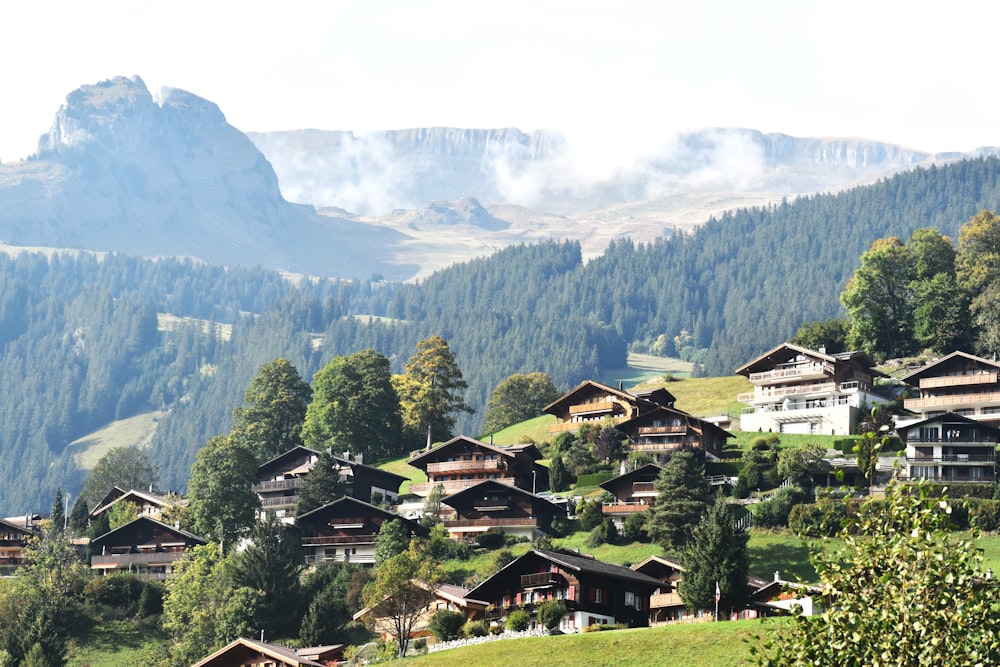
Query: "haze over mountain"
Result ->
[[1, 75, 999, 283]]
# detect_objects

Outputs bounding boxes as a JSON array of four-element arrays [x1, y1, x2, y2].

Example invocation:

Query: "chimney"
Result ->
[[774, 570, 781, 582], [619, 381, 623, 391], [355, 453, 363, 465], [818, 346, 826, 354]]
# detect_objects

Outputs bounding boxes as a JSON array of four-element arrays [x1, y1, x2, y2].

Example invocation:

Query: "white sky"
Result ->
[[2, 0, 998, 163]]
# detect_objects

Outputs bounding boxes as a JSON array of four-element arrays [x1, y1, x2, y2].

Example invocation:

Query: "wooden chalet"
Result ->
[[90, 516, 206, 579], [736, 343, 885, 436], [748, 571, 821, 618], [352, 581, 489, 644], [598, 463, 661, 528], [255, 446, 409, 522], [630, 555, 704, 624], [190, 637, 330, 667], [613, 406, 731, 462], [0, 516, 38, 570], [406, 435, 546, 497], [901, 351, 1000, 426], [896, 412, 1000, 483], [467, 548, 663, 632], [440, 480, 567, 541], [543, 380, 674, 435], [296, 496, 422, 566], [89, 487, 177, 522]]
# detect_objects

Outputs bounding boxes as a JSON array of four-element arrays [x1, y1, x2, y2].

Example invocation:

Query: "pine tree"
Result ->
[[644, 449, 710, 556], [295, 448, 346, 516], [680, 493, 750, 616], [49, 488, 64, 533]]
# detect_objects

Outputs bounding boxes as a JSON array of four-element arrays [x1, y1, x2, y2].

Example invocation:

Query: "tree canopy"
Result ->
[[395, 336, 473, 447], [644, 450, 710, 556], [186, 435, 259, 550], [680, 493, 751, 616], [482, 372, 560, 434], [230, 358, 312, 464], [80, 445, 158, 513]]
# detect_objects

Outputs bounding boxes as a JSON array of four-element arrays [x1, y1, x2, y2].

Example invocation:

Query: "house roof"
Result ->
[[613, 405, 734, 442], [467, 548, 664, 600], [407, 435, 531, 467], [91, 515, 207, 547], [542, 379, 658, 415], [257, 445, 320, 478], [296, 495, 420, 530], [630, 554, 686, 575], [734, 342, 880, 377], [329, 454, 410, 486], [353, 579, 490, 623], [0, 516, 38, 537], [296, 644, 345, 661], [900, 350, 1000, 385], [895, 411, 1000, 440], [441, 480, 567, 515], [90, 488, 176, 518], [190, 637, 325, 667], [599, 463, 664, 493]]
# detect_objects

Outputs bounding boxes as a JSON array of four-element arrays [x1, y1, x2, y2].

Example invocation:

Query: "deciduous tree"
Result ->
[[187, 436, 259, 550], [395, 336, 473, 448], [231, 358, 312, 463], [80, 445, 158, 512], [482, 372, 560, 434]]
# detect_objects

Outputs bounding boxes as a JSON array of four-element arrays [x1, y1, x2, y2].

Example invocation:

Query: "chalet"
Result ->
[[630, 555, 703, 624], [352, 581, 489, 644], [543, 380, 674, 435], [896, 412, 1000, 483], [0, 516, 38, 570], [901, 351, 1000, 426], [89, 487, 178, 522], [598, 464, 661, 528], [406, 435, 546, 497], [749, 571, 821, 618], [255, 446, 409, 521], [190, 637, 331, 667], [89, 516, 206, 579], [736, 343, 886, 436], [614, 407, 731, 461], [440, 480, 567, 541], [467, 548, 664, 632], [296, 496, 422, 566]]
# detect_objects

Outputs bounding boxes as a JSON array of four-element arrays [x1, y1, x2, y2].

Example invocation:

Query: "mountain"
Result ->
[[0, 76, 412, 279]]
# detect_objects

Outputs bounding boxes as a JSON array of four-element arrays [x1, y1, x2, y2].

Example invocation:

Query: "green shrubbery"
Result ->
[[505, 609, 530, 632]]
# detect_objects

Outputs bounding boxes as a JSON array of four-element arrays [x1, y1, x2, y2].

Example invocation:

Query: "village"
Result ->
[[5, 342, 999, 666]]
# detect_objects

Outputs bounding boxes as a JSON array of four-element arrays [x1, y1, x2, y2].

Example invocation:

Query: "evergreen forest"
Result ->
[[6, 157, 1000, 513]]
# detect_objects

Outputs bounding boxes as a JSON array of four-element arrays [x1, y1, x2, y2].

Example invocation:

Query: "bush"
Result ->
[[622, 511, 648, 541], [506, 609, 531, 632], [585, 518, 618, 547], [429, 609, 466, 642], [578, 500, 604, 531], [463, 620, 488, 637], [970, 499, 1000, 532], [475, 528, 506, 549], [754, 485, 808, 529], [537, 600, 567, 632], [412, 638, 427, 652], [788, 499, 855, 537]]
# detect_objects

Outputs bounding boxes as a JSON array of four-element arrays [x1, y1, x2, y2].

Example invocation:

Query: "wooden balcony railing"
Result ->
[[920, 372, 998, 389], [259, 495, 298, 508], [650, 591, 684, 607], [748, 364, 830, 383], [302, 534, 377, 546], [409, 478, 517, 495], [569, 400, 617, 415], [445, 517, 539, 529], [426, 459, 503, 474], [253, 478, 303, 493], [603, 502, 650, 514], [905, 392, 1000, 410], [92, 551, 188, 567], [520, 572, 564, 587], [638, 425, 687, 435], [632, 482, 656, 494]]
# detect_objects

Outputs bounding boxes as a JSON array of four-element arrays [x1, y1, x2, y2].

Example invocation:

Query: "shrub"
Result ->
[[754, 485, 808, 529], [788, 499, 854, 537], [970, 499, 1000, 532], [463, 620, 488, 637], [429, 609, 466, 642], [622, 511, 648, 541], [412, 638, 427, 652], [586, 518, 618, 547], [578, 500, 604, 531], [506, 609, 531, 632], [475, 528, 506, 549], [537, 600, 567, 632]]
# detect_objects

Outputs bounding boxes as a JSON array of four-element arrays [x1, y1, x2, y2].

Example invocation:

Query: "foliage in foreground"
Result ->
[[752, 482, 1000, 666]]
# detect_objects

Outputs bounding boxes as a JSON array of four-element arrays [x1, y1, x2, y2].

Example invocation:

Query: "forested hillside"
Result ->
[[5, 158, 1000, 514]]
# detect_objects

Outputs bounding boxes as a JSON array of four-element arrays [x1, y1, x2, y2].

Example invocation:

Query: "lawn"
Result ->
[[67, 620, 170, 666], [382, 617, 775, 667]]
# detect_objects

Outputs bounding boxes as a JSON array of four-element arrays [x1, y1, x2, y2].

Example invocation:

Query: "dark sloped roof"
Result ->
[[91, 515, 207, 547], [441, 480, 567, 514], [901, 350, 1000, 384]]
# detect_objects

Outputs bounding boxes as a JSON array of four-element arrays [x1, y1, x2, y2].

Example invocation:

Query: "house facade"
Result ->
[[630, 555, 706, 625], [89, 516, 206, 579], [440, 480, 567, 542], [598, 464, 661, 529], [190, 637, 329, 667], [614, 407, 731, 461], [255, 446, 408, 522], [896, 412, 1000, 483], [89, 487, 178, 523], [543, 380, 674, 435], [296, 496, 422, 565], [0, 516, 37, 571], [352, 581, 489, 644], [406, 436, 546, 497], [467, 548, 663, 633], [736, 343, 885, 436], [901, 351, 1000, 426]]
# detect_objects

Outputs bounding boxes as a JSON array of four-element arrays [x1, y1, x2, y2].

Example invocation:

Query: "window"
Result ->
[[595, 588, 603, 603]]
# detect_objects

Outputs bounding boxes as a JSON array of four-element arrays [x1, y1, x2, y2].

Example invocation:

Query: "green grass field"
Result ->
[[383, 617, 774, 667], [67, 621, 170, 666]]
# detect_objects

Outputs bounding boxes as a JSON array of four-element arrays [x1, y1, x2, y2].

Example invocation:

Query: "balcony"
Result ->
[[920, 372, 998, 389], [650, 591, 684, 608], [749, 364, 831, 384], [741, 395, 855, 415], [906, 454, 995, 464], [738, 381, 864, 405], [520, 572, 564, 588], [409, 478, 517, 495], [629, 440, 702, 452], [603, 502, 650, 514], [426, 459, 503, 474], [569, 400, 616, 416], [303, 534, 377, 546], [253, 478, 303, 493], [632, 482, 656, 495], [259, 495, 299, 508], [638, 425, 687, 435], [445, 517, 539, 529], [305, 553, 375, 565], [92, 551, 188, 567], [905, 392, 1000, 411]]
